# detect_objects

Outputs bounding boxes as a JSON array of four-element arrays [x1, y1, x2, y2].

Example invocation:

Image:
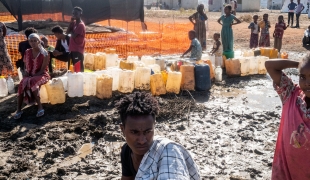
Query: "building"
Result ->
[[144, 0, 209, 10], [209, 0, 261, 12], [261, 0, 285, 9]]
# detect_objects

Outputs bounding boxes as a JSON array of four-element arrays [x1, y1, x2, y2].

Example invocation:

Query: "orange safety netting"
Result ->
[[0, 15, 192, 76]]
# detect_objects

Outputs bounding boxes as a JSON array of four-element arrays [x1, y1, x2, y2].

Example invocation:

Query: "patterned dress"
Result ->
[[0, 22, 13, 75], [272, 73, 310, 179], [259, 20, 271, 47], [17, 49, 50, 105], [190, 12, 207, 49]]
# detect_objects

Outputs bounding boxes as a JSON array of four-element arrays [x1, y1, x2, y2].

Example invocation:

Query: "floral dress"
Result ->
[[0, 22, 13, 75], [272, 73, 310, 180], [17, 49, 50, 104]]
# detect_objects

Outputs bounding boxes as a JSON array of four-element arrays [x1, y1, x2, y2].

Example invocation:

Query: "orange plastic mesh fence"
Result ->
[[1, 16, 192, 75]]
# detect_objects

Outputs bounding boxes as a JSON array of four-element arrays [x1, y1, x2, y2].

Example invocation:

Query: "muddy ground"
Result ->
[[0, 70, 295, 180], [0, 10, 308, 180]]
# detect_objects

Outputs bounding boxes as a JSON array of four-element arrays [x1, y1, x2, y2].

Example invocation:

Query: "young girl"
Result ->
[[273, 15, 289, 52], [248, 15, 260, 49], [210, 33, 222, 59], [259, 14, 271, 47], [265, 55, 310, 179], [217, 5, 241, 52]]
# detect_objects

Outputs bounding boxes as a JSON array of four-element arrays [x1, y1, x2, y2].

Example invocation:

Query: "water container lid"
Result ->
[[110, 48, 116, 53]]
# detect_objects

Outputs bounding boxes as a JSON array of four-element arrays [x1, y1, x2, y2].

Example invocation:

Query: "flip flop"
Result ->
[[36, 109, 45, 118], [14, 111, 23, 120]]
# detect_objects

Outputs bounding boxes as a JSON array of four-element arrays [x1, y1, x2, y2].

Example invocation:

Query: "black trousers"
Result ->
[[296, 13, 301, 27], [288, 12, 294, 26], [49, 52, 70, 73], [71, 51, 84, 72]]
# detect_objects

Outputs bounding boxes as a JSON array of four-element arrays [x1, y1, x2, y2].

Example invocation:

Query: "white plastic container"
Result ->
[[95, 70, 109, 77], [156, 59, 166, 71], [141, 56, 156, 66], [107, 68, 122, 91], [215, 56, 223, 68], [94, 53, 106, 70], [118, 70, 135, 93], [215, 66, 223, 82], [45, 78, 66, 105], [17, 68, 23, 82], [83, 73, 98, 96], [148, 64, 161, 74], [210, 55, 216, 67], [40, 84, 49, 103], [249, 56, 259, 75], [58, 76, 68, 91], [135, 67, 151, 90], [258, 56, 268, 74], [127, 56, 139, 62], [106, 51, 118, 68], [84, 53, 95, 70], [239, 57, 250, 76], [6, 75, 15, 94], [67, 72, 84, 97], [0, 77, 8, 97], [133, 61, 145, 70]]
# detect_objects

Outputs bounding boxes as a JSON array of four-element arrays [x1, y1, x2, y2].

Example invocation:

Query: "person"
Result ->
[[294, 0, 304, 28], [259, 14, 271, 47], [273, 15, 288, 52], [189, 4, 208, 50], [14, 33, 50, 119], [41, 36, 55, 73], [265, 54, 310, 180], [66, 6, 86, 72], [302, 25, 310, 46], [230, 0, 237, 15], [210, 33, 222, 58], [17, 27, 38, 72], [117, 92, 200, 179], [51, 25, 71, 71], [248, 15, 260, 49], [0, 22, 13, 76], [217, 5, 241, 52], [181, 30, 202, 60], [288, 0, 297, 27]]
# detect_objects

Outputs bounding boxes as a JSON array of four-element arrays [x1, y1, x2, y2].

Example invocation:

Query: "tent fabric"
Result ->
[[0, 0, 144, 30], [281, 0, 310, 13]]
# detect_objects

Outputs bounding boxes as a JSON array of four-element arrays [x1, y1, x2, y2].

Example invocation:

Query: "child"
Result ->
[[181, 30, 202, 60], [248, 15, 260, 49], [259, 14, 271, 47], [41, 36, 55, 73], [217, 5, 241, 52], [210, 33, 222, 57], [273, 15, 289, 52], [265, 55, 310, 179], [302, 25, 310, 46]]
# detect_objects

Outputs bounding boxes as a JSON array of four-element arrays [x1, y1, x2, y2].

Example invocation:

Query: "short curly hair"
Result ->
[[24, 27, 38, 38], [115, 92, 159, 126]]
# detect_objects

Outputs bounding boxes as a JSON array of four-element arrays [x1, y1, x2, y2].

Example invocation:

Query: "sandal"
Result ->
[[14, 111, 23, 120], [36, 109, 45, 118]]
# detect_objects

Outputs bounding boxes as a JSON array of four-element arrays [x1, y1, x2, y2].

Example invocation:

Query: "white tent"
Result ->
[[281, 0, 310, 13]]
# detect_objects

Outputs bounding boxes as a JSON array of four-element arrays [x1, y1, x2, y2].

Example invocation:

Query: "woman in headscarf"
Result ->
[[14, 33, 50, 119], [0, 22, 13, 75], [189, 4, 208, 50]]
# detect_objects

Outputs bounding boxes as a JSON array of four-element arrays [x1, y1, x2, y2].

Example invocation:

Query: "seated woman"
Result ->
[[14, 33, 50, 119]]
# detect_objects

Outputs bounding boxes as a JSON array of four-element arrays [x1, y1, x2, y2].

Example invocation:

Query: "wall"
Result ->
[[208, 0, 223, 12], [239, 0, 261, 11]]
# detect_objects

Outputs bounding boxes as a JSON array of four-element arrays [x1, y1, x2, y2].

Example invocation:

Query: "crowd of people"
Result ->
[[0, 2, 310, 179]]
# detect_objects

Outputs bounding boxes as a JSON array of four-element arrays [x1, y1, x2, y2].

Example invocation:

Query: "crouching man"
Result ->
[[116, 92, 200, 180]]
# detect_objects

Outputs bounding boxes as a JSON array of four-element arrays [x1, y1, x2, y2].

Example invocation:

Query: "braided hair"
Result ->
[[115, 92, 159, 126]]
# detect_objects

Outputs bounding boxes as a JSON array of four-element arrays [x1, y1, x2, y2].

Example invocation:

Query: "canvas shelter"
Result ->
[[0, 0, 144, 30]]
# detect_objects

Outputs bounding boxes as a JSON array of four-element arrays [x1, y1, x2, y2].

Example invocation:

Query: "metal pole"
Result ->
[[222, 0, 225, 15]]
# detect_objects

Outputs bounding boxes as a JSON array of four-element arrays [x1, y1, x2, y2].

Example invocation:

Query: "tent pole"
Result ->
[[17, 0, 23, 31]]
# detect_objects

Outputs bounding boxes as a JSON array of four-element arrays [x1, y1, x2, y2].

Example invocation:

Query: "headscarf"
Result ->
[[28, 33, 48, 57]]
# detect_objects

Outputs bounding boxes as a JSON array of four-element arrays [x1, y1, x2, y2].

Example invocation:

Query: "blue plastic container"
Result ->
[[195, 64, 211, 91]]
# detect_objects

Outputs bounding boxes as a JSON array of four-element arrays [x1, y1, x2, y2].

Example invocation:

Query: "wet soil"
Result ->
[[0, 71, 289, 179]]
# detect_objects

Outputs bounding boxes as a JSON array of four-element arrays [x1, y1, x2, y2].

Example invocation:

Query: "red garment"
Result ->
[[69, 21, 86, 54], [18, 49, 50, 104], [272, 73, 310, 180], [274, 22, 287, 39]]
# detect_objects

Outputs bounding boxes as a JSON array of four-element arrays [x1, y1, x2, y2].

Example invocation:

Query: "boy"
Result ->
[[294, 0, 304, 28], [41, 36, 55, 73], [273, 15, 289, 52], [259, 14, 271, 47], [181, 30, 202, 60], [51, 25, 71, 69], [66, 6, 86, 72], [248, 15, 260, 49]]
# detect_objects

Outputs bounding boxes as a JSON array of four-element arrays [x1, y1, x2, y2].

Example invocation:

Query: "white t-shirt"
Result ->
[[295, 3, 304, 14], [230, 1, 236, 10], [61, 39, 69, 52], [253, 24, 259, 34]]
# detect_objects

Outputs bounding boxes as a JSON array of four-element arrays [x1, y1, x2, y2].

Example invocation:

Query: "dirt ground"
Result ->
[[0, 10, 308, 180]]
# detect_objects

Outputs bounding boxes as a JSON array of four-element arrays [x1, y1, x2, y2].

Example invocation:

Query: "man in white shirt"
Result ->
[[294, 0, 305, 28], [303, 25, 310, 46]]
